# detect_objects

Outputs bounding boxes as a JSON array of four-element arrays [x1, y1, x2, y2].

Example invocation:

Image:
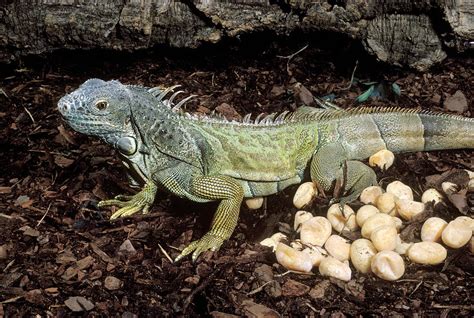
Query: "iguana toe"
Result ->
[[175, 233, 224, 262], [98, 182, 157, 220]]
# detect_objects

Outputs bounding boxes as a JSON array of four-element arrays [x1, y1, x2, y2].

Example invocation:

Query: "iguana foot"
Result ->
[[174, 232, 224, 262], [98, 181, 157, 220]]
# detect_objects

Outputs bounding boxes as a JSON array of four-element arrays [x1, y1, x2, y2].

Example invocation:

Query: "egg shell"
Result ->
[[421, 217, 447, 242], [421, 189, 443, 205], [370, 225, 398, 251], [360, 186, 384, 205], [396, 199, 425, 220], [371, 251, 405, 281], [386, 181, 414, 201], [300, 216, 332, 246], [293, 182, 318, 209], [376, 193, 397, 216], [302, 246, 327, 267], [275, 243, 313, 272], [454, 216, 474, 231], [356, 205, 380, 227], [407, 242, 447, 265], [294, 210, 314, 232], [319, 256, 351, 281], [324, 235, 351, 262], [361, 214, 395, 238], [369, 149, 395, 170], [327, 204, 358, 232], [245, 197, 264, 209], [350, 239, 377, 274], [442, 220, 472, 248]]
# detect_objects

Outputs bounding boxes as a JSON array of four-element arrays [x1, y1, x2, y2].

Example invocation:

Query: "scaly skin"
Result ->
[[58, 79, 474, 261]]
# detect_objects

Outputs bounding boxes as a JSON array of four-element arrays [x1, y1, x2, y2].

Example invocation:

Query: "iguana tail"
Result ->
[[331, 109, 474, 159], [372, 111, 473, 153]]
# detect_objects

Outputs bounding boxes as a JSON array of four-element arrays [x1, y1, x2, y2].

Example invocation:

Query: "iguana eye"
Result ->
[[95, 100, 108, 111]]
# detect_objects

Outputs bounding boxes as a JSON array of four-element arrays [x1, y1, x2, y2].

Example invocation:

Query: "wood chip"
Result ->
[[64, 296, 94, 312]]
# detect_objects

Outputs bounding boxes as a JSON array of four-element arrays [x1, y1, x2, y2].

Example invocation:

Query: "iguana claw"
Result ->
[[98, 181, 157, 220], [174, 232, 224, 262]]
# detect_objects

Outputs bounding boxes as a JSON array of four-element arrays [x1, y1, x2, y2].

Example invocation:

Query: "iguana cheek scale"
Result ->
[[58, 79, 474, 261]]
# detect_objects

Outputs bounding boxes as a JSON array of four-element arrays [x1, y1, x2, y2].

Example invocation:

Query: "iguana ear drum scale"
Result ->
[[58, 79, 474, 261]]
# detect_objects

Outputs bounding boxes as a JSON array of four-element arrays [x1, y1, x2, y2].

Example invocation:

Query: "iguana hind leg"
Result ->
[[311, 143, 377, 203], [98, 180, 158, 219], [175, 175, 244, 262], [335, 160, 377, 204]]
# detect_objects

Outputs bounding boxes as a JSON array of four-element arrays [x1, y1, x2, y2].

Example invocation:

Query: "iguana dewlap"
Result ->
[[58, 79, 474, 261]]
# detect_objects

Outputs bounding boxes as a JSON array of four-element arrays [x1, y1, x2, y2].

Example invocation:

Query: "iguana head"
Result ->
[[58, 79, 138, 155]]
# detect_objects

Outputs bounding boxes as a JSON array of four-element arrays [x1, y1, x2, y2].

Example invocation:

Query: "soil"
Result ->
[[0, 37, 473, 317]]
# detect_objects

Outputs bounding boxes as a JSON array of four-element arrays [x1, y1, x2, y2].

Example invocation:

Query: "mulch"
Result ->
[[0, 40, 472, 316]]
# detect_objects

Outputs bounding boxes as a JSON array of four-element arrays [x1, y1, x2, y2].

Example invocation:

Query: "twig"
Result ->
[[158, 243, 173, 263], [277, 44, 309, 60], [167, 244, 182, 252], [306, 302, 318, 313], [343, 60, 358, 90], [183, 268, 221, 313], [274, 270, 315, 277], [23, 106, 35, 124], [409, 280, 423, 297], [36, 203, 52, 228], [246, 280, 274, 296], [277, 44, 309, 75], [0, 88, 8, 98], [28, 149, 64, 156], [432, 304, 473, 310], [0, 295, 23, 304], [3, 260, 15, 273]]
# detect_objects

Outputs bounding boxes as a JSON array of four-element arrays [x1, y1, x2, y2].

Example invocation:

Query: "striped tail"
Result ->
[[329, 108, 474, 159]]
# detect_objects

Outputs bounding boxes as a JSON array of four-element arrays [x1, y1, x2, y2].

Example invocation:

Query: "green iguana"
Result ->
[[58, 79, 474, 261]]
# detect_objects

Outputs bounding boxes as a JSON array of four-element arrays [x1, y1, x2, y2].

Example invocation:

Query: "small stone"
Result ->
[[64, 296, 95, 312], [241, 300, 280, 318], [118, 239, 137, 256], [281, 279, 310, 297], [89, 269, 103, 280], [24, 289, 43, 304], [0, 244, 8, 259], [293, 83, 314, 105], [184, 275, 200, 285], [309, 280, 331, 300], [430, 93, 441, 104], [62, 267, 79, 281], [444, 90, 468, 113], [15, 195, 32, 208], [104, 276, 122, 290], [44, 287, 59, 295], [20, 225, 40, 237], [271, 85, 286, 96], [215, 103, 241, 120], [122, 312, 138, 318], [254, 264, 274, 283], [210, 311, 240, 318], [76, 256, 95, 270], [266, 281, 283, 298]]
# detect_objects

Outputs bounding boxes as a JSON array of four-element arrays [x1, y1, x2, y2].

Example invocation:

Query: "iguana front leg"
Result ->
[[98, 180, 158, 219], [175, 175, 244, 262]]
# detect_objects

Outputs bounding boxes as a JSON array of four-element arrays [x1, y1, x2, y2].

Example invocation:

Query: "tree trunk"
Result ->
[[1, 0, 472, 70]]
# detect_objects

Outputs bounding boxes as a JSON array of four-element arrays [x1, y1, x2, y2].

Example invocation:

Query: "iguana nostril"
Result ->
[[58, 99, 70, 115]]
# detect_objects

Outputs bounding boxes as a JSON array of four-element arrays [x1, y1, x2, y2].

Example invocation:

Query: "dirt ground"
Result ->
[[0, 37, 473, 317]]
